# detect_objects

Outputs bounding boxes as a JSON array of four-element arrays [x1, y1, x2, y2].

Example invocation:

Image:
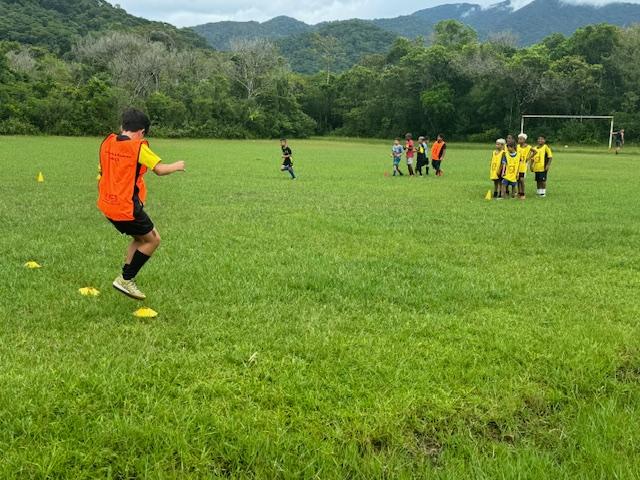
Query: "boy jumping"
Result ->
[[98, 108, 186, 300]]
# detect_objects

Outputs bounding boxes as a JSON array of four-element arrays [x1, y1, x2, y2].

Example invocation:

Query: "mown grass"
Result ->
[[0, 136, 639, 478]]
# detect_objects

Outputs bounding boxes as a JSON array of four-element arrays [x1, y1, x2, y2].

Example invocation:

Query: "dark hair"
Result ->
[[280, 138, 287, 141], [437, 133, 444, 139], [122, 108, 150, 135]]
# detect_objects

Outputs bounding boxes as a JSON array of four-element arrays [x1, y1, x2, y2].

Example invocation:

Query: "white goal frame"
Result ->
[[520, 115, 615, 149]]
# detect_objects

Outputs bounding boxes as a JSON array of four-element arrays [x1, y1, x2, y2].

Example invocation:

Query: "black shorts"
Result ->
[[108, 208, 154, 237], [615, 140, 623, 147], [535, 171, 548, 182], [432, 159, 442, 170]]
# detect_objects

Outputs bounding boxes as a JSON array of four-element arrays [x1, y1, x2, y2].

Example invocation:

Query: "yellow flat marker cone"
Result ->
[[24, 261, 42, 269], [96, 174, 101, 181], [37, 172, 44, 183], [133, 307, 158, 318], [485, 190, 493, 200], [79, 287, 100, 297]]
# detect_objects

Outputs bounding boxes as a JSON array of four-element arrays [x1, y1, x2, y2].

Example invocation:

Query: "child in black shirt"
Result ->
[[280, 138, 296, 179]]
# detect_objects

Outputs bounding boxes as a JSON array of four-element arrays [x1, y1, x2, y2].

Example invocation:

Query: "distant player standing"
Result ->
[[517, 133, 532, 199], [500, 139, 520, 199], [280, 138, 296, 179], [98, 108, 186, 300], [431, 134, 446, 176], [404, 133, 416, 176], [416, 136, 429, 176], [613, 128, 625, 154], [391, 138, 404, 176], [490, 138, 506, 198], [531, 135, 553, 198]]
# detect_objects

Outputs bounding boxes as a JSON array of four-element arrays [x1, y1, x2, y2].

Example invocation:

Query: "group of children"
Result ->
[[489, 133, 553, 199], [279, 132, 555, 201], [391, 133, 447, 177]]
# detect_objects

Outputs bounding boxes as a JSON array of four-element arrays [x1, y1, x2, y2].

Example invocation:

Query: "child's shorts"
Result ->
[[406, 157, 414, 165], [535, 171, 547, 182], [393, 158, 401, 166], [502, 179, 517, 187]]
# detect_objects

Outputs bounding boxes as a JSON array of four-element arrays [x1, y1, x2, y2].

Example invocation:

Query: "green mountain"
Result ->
[[0, 0, 208, 53], [191, 15, 311, 50], [190, 0, 640, 72], [277, 20, 398, 74]]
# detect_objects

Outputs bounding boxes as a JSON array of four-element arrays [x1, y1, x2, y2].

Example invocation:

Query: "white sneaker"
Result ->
[[112, 275, 146, 300]]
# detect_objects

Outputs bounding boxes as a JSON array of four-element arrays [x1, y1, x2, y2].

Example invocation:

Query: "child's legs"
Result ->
[[518, 175, 525, 196], [131, 228, 161, 258]]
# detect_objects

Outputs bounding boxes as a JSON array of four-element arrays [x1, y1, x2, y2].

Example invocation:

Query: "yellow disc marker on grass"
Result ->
[[133, 307, 158, 318], [485, 190, 493, 200], [24, 261, 42, 269], [37, 172, 44, 183], [79, 287, 100, 297]]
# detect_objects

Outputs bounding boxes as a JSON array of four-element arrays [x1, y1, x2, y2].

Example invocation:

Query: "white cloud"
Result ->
[[109, 0, 454, 25], [107, 0, 640, 26]]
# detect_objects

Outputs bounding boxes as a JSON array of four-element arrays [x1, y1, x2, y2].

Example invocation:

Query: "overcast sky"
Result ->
[[108, 0, 637, 27]]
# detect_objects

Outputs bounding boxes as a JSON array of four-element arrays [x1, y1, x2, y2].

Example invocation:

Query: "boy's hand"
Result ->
[[153, 160, 186, 176], [173, 160, 186, 172]]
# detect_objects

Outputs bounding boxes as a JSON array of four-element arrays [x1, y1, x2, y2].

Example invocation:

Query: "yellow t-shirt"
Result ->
[[139, 144, 162, 170], [490, 150, 504, 180], [531, 144, 552, 172], [97, 142, 161, 181], [503, 151, 521, 183], [517, 144, 532, 174]]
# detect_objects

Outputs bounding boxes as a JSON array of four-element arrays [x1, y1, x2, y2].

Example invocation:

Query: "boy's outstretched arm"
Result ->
[[153, 161, 186, 176]]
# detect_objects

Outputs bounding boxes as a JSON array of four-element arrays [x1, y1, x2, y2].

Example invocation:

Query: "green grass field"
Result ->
[[1, 136, 639, 478]]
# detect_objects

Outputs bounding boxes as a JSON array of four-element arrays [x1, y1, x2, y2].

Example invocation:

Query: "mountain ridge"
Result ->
[[191, 0, 640, 50]]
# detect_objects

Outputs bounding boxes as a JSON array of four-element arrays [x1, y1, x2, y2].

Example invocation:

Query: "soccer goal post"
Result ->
[[520, 115, 615, 149]]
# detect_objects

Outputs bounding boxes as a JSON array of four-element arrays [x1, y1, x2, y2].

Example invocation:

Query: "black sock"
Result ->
[[123, 250, 150, 280]]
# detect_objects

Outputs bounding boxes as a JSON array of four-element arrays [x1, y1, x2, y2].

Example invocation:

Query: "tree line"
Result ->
[[1, 21, 639, 143]]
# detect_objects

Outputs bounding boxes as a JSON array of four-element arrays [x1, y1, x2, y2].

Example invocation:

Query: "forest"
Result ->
[[1, 13, 639, 142]]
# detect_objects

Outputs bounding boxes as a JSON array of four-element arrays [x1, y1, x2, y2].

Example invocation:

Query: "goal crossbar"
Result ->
[[520, 115, 615, 149]]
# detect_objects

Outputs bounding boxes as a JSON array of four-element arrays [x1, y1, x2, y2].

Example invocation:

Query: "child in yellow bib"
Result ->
[[517, 133, 532, 199], [490, 138, 506, 198], [530, 135, 553, 197], [500, 141, 521, 199]]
